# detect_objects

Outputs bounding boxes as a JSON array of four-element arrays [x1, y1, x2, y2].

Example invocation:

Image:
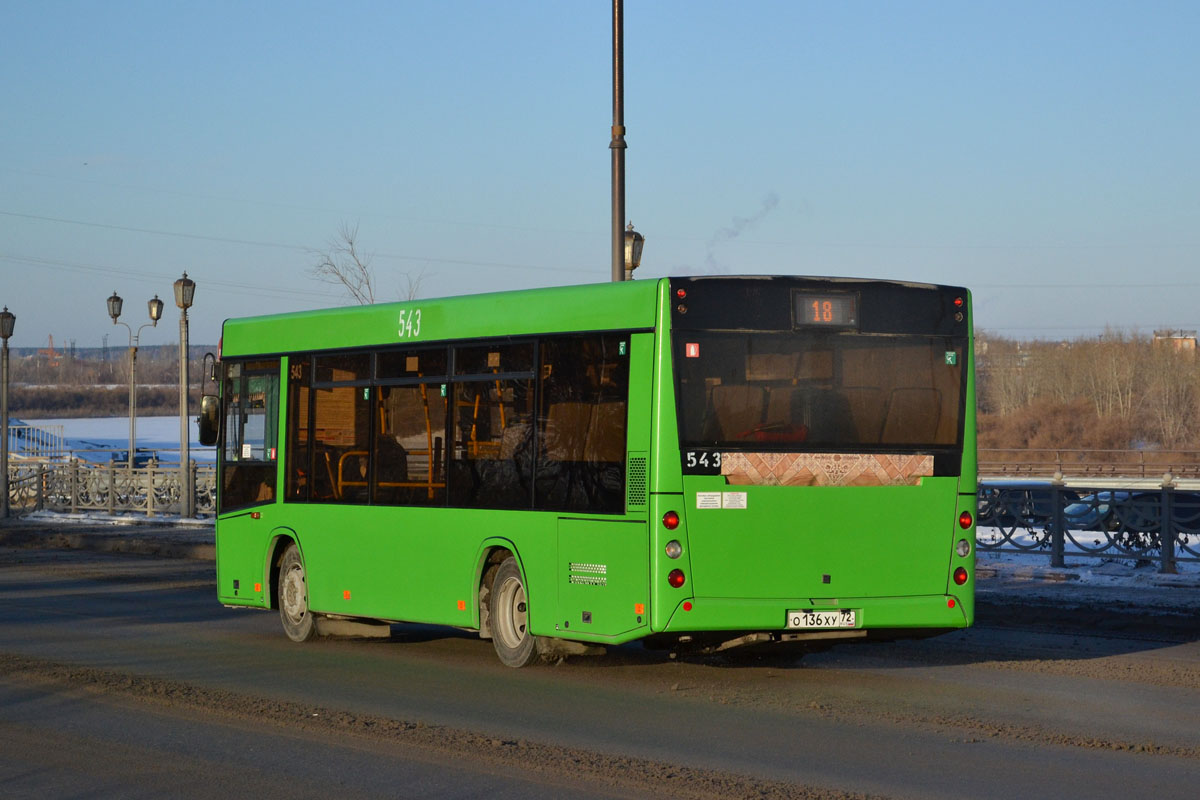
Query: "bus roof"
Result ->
[[221, 278, 664, 357]]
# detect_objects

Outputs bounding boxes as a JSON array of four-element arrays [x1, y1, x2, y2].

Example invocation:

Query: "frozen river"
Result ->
[[25, 415, 215, 463]]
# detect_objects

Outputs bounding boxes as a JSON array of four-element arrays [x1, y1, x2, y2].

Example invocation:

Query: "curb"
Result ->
[[0, 519, 215, 561]]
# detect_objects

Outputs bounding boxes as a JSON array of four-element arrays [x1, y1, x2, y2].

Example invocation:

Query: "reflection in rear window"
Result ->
[[675, 332, 964, 450]]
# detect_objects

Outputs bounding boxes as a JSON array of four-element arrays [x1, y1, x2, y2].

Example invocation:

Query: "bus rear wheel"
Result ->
[[279, 544, 316, 642], [488, 557, 539, 668]]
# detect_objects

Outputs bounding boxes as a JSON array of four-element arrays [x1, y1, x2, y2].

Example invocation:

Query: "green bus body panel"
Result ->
[[221, 280, 660, 357], [679, 478, 959, 599], [215, 504, 658, 643], [556, 519, 649, 639], [215, 510, 274, 606], [645, 482, 975, 634]]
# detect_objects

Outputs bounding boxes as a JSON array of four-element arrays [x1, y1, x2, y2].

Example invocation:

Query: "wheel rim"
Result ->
[[282, 564, 307, 625], [495, 575, 528, 650]]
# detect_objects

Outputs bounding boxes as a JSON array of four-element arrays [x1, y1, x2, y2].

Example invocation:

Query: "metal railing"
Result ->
[[5, 458, 215, 518], [977, 479, 1199, 573], [5, 423, 66, 459], [980, 449, 1200, 480]]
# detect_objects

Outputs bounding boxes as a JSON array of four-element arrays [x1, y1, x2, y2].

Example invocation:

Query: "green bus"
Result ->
[[206, 276, 976, 667]]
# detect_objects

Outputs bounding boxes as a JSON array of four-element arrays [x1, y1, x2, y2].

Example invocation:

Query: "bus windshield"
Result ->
[[674, 331, 965, 451]]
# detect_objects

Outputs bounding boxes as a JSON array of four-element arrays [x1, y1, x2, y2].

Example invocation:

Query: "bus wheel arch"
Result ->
[[264, 530, 299, 612], [474, 543, 518, 640], [487, 555, 539, 668]]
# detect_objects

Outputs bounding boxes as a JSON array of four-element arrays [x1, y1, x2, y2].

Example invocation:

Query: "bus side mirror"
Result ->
[[198, 394, 220, 446]]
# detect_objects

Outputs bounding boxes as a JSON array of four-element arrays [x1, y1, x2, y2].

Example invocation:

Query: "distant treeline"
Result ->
[[978, 330, 1200, 451], [8, 386, 199, 418], [6, 347, 209, 418]]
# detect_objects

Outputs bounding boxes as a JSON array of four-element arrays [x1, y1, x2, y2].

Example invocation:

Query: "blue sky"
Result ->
[[2, 0, 1197, 349]]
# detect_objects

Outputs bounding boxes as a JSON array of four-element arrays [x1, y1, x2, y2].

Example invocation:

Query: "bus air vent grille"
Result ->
[[627, 455, 648, 508]]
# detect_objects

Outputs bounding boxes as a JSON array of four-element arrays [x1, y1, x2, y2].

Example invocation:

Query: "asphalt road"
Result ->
[[0, 543, 1198, 799]]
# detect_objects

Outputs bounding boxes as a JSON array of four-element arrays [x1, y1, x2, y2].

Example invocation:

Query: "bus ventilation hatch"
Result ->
[[627, 455, 648, 509]]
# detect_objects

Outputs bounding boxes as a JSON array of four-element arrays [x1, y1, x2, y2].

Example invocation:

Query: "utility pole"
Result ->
[[610, 0, 627, 282]]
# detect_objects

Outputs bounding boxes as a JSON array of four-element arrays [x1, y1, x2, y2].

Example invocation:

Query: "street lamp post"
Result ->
[[610, 0, 627, 282], [1, 307, 14, 520], [174, 273, 195, 518], [108, 292, 165, 470]]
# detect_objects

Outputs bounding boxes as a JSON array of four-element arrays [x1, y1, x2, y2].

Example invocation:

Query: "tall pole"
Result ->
[[1, 332, 9, 520], [179, 305, 192, 517], [610, 0, 626, 282], [128, 342, 137, 470], [175, 274, 195, 518], [1, 307, 14, 521]]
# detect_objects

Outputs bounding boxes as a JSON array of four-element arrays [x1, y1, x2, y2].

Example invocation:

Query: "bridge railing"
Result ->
[[980, 449, 1200, 480], [5, 458, 216, 518], [976, 478, 1199, 573], [5, 424, 67, 459]]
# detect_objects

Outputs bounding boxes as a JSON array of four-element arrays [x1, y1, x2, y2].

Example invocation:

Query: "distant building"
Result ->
[[1152, 329, 1198, 353]]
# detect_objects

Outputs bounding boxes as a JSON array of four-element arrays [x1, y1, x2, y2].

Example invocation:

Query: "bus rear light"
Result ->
[[948, 598, 956, 609], [676, 288, 687, 299], [668, 569, 686, 588], [959, 510, 973, 529], [683, 601, 693, 611], [665, 540, 683, 559], [662, 511, 680, 530], [954, 296, 964, 308], [956, 538, 971, 558], [953, 567, 969, 586]]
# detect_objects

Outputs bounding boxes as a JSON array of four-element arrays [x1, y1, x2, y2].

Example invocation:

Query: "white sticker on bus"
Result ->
[[696, 492, 722, 509], [722, 492, 748, 510]]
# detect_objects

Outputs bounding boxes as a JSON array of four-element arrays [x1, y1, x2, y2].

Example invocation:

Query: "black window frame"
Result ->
[[278, 331, 635, 514], [219, 357, 281, 514]]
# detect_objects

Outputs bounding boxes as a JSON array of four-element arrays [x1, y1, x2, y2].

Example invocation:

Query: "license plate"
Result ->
[[786, 609, 856, 629]]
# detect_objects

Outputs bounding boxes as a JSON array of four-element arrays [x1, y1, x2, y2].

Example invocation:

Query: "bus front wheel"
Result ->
[[279, 544, 316, 642], [488, 557, 539, 668]]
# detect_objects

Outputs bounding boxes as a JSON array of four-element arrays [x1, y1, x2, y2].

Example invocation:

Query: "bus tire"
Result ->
[[487, 556, 539, 668], [278, 544, 316, 642]]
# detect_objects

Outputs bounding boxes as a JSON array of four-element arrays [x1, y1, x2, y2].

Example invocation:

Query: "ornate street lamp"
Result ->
[[174, 272, 195, 517], [108, 291, 164, 470], [0, 306, 14, 519], [623, 221, 645, 281]]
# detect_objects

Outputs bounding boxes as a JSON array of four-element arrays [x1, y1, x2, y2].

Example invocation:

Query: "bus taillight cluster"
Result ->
[[663, 510, 686, 587]]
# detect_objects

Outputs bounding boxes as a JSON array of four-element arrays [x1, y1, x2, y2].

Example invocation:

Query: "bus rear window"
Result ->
[[675, 332, 964, 451]]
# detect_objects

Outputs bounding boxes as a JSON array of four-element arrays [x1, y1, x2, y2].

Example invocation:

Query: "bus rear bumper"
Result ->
[[655, 593, 972, 637]]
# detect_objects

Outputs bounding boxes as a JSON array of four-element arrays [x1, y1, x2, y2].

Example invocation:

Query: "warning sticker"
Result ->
[[696, 492, 722, 509], [722, 492, 748, 510]]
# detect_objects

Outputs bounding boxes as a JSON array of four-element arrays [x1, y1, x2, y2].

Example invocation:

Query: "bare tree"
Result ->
[[1144, 345, 1199, 447], [399, 269, 427, 302], [309, 223, 428, 305], [309, 222, 377, 305]]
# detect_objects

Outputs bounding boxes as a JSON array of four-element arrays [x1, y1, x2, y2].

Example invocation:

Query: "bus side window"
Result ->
[[220, 359, 280, 514], [309, 354, 371, 504], [448, 342, 535, 510], [373, 382, 447, 506], [535, 334, 629, 513], [285, 356, 311, 501]]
